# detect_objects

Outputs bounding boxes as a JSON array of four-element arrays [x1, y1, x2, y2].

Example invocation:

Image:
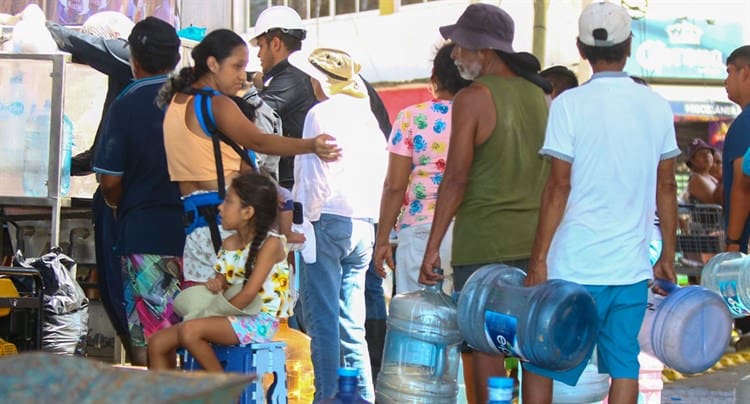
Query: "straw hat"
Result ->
[[288, 47, 367, 98]]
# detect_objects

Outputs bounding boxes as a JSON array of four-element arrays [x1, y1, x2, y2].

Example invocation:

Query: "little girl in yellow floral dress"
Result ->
[[147, 173, 292, 371]]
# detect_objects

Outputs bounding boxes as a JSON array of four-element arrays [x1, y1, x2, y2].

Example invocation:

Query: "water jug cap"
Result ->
[[488, 376, 514, 388], [338, 367, 359, 377]]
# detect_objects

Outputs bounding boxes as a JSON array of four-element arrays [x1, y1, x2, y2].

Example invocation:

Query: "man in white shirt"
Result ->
[[290, 47, 387, 402], [523, 2, 680, 403]]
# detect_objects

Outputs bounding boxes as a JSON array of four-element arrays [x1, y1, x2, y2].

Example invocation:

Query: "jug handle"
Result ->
[[652, 278, 678, 294]]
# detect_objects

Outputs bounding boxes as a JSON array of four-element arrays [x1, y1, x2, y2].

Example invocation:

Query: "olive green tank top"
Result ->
[[452, 76, 549, 266]]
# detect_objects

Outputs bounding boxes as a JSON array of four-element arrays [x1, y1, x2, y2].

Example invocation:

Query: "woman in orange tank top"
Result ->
[[156, 29, 340, 287]]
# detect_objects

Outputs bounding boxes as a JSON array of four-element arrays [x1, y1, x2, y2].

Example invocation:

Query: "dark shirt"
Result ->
[[46, 22, 133, 166], [722, 105, 750, 253], [93, 76, 185, 256], [259, 59, 316, 188]]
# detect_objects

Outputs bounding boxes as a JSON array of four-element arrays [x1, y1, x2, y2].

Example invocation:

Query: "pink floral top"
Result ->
[[388, 99, 453, 229]]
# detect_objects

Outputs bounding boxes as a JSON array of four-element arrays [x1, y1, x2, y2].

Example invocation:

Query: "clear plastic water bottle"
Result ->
[[23, 101, 51, 197], [700, 252, 750, 318], [376, 268, 461, 403], [457, 264, 598, 371], [488, 376, 514, 404], [638, 280, 731, 374], [322, 367, 371, 404]]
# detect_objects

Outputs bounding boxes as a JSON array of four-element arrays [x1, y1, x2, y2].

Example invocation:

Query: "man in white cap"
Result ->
[[418, 3, 550, 402], [523, 2, 679, 403]]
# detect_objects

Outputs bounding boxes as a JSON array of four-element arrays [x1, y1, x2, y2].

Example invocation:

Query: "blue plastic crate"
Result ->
[[181, 342, 287, 404]]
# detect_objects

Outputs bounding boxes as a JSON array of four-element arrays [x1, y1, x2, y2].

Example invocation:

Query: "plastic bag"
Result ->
[[15, 247, 89, 355]]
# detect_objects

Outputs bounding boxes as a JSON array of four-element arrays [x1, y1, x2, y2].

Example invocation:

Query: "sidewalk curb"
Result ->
[[662, 350, 750, 383]]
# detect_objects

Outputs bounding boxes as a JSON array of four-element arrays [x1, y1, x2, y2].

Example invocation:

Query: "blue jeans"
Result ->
[[365, 223, 387, 320], [301, 214, 375, 402]]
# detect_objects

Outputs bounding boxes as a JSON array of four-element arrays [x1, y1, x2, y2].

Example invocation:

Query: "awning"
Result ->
[[651, 84, 740, 121]]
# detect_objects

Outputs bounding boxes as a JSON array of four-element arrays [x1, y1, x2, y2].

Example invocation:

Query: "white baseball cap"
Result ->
[[578, 1, 632, 47]]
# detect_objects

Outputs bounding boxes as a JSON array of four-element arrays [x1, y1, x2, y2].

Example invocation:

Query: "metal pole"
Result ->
[[533, 0, 549, 66]]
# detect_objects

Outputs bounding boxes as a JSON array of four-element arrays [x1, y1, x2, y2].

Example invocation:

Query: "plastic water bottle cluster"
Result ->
[[0, 70, 72, 198], [373, 262, 732, 402]]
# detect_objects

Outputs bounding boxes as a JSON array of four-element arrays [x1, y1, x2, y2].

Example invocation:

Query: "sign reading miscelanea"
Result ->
[[625, 17, 743, 81]]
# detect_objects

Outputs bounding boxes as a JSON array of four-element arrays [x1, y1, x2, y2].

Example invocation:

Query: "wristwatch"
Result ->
[[726, 237, 742, 245]]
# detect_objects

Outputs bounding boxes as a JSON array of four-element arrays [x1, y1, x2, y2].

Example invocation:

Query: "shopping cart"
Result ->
[[674, 203, 725, 278]]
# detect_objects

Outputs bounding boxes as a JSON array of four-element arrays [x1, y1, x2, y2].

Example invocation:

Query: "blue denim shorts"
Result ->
[[524, 280, 648, 386]]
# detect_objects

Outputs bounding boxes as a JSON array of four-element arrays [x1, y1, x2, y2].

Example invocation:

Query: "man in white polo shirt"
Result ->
[[523, 2, 680, 403]]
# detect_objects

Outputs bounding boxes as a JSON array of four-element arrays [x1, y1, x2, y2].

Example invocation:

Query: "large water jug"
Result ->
[[700, 252, 750, 318], [273, 318, 315, 403], [638, 280, 731, 374], [552, 350, 609, 404], [23, 101, 51, 197], [322, 367, 371, 404], [457, 264, 597, 371], [376, 269, 461, 403]]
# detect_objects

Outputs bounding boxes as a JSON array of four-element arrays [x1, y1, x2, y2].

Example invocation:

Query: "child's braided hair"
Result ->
[[231, 172, 279, 283]]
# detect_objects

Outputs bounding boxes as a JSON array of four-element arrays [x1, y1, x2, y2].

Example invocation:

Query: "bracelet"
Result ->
[[726, 237, 741, 245], [104, 198, 118, 210]]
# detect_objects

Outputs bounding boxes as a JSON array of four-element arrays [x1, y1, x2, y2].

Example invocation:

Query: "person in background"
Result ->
[[290, 47, 387, 402], [374, 42, 472, 295], [418, 4, 550, 402], [156, 28, 338, 292], [93, 16, 184, 366], [683, 138, 721, 204], [523, 3, 678, 403], [148, 173, 291, 370], [540, 65, 578, 100], [723, 45, 750, 255], [46, 11, 136, 360]]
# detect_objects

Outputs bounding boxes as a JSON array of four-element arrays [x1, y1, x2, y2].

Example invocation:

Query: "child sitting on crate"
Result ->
[[147, 173, 292, 371]]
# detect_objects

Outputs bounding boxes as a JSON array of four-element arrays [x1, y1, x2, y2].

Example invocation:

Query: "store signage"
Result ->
[[625, 18, 743, 80], [670, 101, 740, 118]]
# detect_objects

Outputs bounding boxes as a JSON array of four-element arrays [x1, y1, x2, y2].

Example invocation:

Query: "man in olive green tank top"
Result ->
[[417, 3, 550, 403]]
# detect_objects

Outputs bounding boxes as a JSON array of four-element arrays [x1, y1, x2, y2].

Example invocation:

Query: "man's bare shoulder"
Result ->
[[453, 82, 492, 109]]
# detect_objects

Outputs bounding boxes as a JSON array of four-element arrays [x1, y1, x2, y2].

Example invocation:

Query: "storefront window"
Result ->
[[288, 0, 308, 19], [359, 0, 377, 11], [249, 0, 268, 26], [335, 0, 355, 15], [311, 0, 330, 18]]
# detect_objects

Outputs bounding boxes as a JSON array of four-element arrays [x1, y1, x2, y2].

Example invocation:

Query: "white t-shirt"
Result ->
[[293, 94, 387, 222], [540, 72, 680, 285]]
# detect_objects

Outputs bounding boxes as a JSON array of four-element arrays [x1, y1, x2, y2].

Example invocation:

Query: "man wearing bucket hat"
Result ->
[[289, 47, 387, 402], [417, 3, 550, 402], [523, 2, 679, 402]]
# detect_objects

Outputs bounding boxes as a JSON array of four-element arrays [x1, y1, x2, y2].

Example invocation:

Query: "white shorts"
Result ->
[[395, 222, 453, 295]]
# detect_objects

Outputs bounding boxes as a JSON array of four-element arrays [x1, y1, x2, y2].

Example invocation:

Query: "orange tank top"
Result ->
[[163, 94, 242, 182]]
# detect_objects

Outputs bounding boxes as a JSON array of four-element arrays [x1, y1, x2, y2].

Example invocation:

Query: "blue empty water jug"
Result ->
[[700, 252, 750, 318], [375, 269, 461, 403], [322, 368, 371, 404], [638, 280, 731, 374], [457, 264, 598, 371]]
